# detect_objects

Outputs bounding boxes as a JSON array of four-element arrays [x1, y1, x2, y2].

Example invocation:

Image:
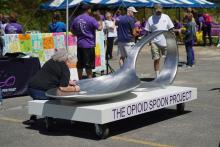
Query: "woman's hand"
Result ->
[[59, 85, 80, 92], [74, 85, 80, 92], [69, 80, 77, 86]]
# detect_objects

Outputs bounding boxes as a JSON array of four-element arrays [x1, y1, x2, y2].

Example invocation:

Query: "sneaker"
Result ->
[[217, 44, 220, 48], [186, 65, 192, 68], [162, 55, 166, 58], [155, 71, 160, 78]]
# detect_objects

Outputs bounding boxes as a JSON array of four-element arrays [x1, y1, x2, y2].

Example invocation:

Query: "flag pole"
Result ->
[[66, 0, 69, 52]]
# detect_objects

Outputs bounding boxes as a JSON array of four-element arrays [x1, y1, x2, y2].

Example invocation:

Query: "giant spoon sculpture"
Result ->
[[46, 31, 178, 101]]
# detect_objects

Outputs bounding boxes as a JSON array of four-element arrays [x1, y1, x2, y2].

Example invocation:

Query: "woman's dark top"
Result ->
[[29, 59, 70, 91]]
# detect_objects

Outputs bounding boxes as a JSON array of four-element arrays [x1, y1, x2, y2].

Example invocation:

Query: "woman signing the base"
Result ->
[[28, 50, 80, 100], [28, 50, 80, 123]]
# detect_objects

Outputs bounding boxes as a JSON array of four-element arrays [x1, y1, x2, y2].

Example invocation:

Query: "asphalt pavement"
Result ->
[[0, 45, 220, 147]]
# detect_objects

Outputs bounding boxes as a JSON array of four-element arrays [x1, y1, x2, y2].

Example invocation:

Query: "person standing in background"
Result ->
[[0, 14, 9, 35], [5, 12, 23, 34], [113, 10, 122, 21], [183, 13, 196, 68], [144, 4, 174, 78], [202, 12, 213, 46], [71, 5, 102, 79], [116, 6, 138, 66], [0, 14, 3, 56], [48, 12, 66, 33], [173, 19, 183, 43], [134, 20, 142, 43], [104, 12, 117, 60]]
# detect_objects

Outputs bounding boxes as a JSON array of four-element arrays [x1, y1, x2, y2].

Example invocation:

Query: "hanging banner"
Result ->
[[3, 34, 21, 53], [53, 32, 66, 49], [42, 33, 55, 50], [93, 31, 106, 72], [32, 33, 43, 52], [18, 34, 32, 53], [2, 32, 106, 72]]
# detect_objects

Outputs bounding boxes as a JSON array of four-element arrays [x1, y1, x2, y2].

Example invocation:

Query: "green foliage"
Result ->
[[0, 0, 52, 32]]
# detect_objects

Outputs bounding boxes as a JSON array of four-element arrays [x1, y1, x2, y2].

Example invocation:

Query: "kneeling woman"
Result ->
[[28, 50, 80, 122], [29, 50, 80, 99]]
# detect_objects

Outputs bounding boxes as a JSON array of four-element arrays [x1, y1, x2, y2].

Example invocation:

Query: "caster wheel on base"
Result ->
[[44, 117, 54, 131], [177, 103, 185, 114], [94, 124, 109, 139]]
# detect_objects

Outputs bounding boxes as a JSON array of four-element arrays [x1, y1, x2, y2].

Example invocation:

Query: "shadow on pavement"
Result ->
[[139, 78, 154, 82], [209, 88, 220, 92], [178, 61, 187, 67], [23, 108, 191, 140]]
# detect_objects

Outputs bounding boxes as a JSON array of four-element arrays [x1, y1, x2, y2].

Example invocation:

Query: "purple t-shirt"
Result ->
[[174, 22, 182, 29], [199, 16, 205, 24], [100, 15, 105, 21], [116, 15, 135, 43], [198, 16, 205, 30], [135, 22, 141, 28], [5, 23, 23, 34], [71, 13, 99, 48]]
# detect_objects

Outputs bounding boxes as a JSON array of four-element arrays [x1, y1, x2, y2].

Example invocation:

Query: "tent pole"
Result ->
[[144, 7, 146, 19], [66, 0, 69, 52]]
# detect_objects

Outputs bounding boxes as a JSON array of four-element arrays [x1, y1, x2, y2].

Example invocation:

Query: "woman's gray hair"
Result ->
[[52, 50, 75, 62]]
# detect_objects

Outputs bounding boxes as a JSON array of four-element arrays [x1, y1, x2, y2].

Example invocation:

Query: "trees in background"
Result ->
[[1, 0, 53, 32], [1, 0, 219, 32]]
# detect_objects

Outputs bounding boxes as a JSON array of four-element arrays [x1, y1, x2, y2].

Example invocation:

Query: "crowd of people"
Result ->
[[0, 4, 220, 123], [1, 5, 220, 99], [0, 12, 24, 56], [0, 12, 24, 35], [1, 5, 218, 68]]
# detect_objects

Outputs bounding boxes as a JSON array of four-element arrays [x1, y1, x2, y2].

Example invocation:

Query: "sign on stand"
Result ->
[[28, 86, 197, 124]]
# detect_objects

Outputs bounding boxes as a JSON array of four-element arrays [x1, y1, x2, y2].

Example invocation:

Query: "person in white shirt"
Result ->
[[104, 12, 117, 59], [144, 4, 174, 78]]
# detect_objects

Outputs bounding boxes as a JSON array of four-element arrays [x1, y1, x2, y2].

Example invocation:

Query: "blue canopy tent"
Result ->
[[40, 0, 216, 10], [40, 0, 216, 52]]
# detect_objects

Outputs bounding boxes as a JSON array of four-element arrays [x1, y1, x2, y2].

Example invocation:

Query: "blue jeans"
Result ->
[[28, 88, 49, 100], [185, 40, 195, 66]]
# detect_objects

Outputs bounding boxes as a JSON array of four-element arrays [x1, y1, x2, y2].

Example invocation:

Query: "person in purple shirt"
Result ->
[[5, 12, 23, 34], [198, 13, 205, 32], [71, 5, 102, 79], [95, 10, 105, 21], [113, 10, 122, 21], [116, 6, 138, 66], [134, 20, 142, 43], [173, 19, 183, 43]]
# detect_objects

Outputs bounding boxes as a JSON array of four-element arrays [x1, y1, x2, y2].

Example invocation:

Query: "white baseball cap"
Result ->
[[127, 6, 138, 13]]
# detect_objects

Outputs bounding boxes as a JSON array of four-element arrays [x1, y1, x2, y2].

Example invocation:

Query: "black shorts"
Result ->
[[77, 47, 95, 70]]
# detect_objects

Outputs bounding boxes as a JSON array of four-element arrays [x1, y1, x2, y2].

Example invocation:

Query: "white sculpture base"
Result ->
[[28, 86, 197, 124]]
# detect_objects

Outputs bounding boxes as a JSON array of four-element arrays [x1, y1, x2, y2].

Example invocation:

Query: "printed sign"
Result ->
[[112, 90, 193, 121]]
